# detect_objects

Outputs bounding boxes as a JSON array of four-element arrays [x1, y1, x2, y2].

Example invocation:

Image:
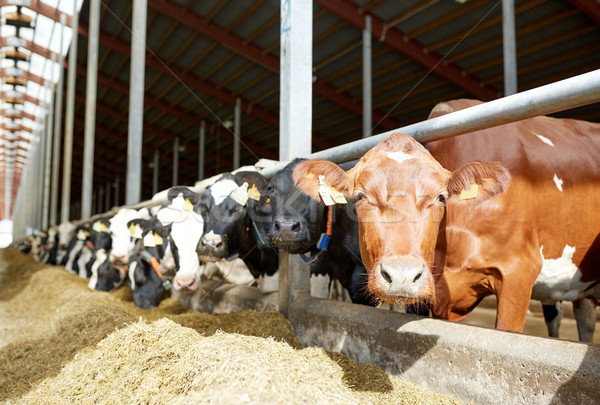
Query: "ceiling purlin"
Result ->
[[569, 0, 600, 25], [147, 0, 402, 135], [314, 0, 498, 101]]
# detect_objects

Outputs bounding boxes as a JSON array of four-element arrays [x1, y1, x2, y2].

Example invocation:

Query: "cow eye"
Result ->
[[266, 186, 274, 194], [355, 192, 366, 201], [437, 194, 447, 204]]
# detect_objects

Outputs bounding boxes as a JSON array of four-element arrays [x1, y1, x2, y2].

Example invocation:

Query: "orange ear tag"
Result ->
[[459, 181, 479, 200]]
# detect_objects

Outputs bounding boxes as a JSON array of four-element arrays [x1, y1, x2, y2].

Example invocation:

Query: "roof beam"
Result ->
[[315, 0, 498, 101], [569, 0, 600, 25], [147, 0, 401, 131]]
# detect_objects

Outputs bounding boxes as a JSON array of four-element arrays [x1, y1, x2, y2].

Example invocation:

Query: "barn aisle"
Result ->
[[0, 249, 462, 405]]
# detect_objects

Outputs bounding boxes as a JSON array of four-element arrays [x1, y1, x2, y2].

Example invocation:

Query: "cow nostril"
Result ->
[[291, 221, 301, 232], [380, 267, 392, 284], [413, 271, 422, 283], [215, 240, 223, 248], [273, 220, 280, 231]]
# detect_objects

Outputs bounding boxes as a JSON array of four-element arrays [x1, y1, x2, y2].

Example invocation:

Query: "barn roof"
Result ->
[[2, 0, 600, 220]]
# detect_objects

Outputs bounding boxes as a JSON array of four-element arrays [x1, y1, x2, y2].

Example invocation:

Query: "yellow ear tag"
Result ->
[[328, 186, 347, 204], [129, 223, 143, 239], [154, 232, 163, 246], [182, 198, 193, 212], [247, 184, 261, 201], [459, 181, 479, 200], [77, 230, 87, 240], [318, 175, 335, 206], [92, 221, 106, 233]]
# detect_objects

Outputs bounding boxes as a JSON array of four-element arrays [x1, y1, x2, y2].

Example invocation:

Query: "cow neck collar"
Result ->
[[299, 205, 333, 264]]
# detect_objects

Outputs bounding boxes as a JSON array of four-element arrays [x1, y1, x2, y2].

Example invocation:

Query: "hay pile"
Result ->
[[0, 248, 463, 404]]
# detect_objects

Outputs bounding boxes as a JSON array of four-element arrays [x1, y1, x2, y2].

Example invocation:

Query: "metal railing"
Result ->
[[260, 68, 600, 178]]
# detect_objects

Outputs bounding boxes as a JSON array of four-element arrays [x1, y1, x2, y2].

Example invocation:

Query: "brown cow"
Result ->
[[293, 99, 600, 339]]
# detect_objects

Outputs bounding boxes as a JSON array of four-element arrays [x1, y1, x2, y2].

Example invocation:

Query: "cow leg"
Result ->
[[542, 302, 563, 338], [573, 297, 596, 342], [496, 281, 533, 332]]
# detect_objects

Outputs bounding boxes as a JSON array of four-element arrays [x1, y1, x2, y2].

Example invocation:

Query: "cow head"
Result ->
[[57, 222, 76, 250], [197, 172, 269, 261], [107, 208, 151, 272], [260, 159, 326, 254], [88, 218, 122, 291], [293, 133, 510, 305], [128, 220, 174, 309], [156, 186, 204, 292]]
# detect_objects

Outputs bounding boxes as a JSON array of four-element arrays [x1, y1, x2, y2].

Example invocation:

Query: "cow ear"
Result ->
[[447, 161, 511, 203], [293, 159, 352, 201]]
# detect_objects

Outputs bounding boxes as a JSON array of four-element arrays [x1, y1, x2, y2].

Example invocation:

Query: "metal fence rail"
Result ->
[[260, 68, 600, 178]]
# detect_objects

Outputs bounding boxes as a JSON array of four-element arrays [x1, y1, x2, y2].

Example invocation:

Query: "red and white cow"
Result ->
[[294, 99, 600, 340]]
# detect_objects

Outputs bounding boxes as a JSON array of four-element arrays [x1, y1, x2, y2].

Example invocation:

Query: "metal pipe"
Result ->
[[261, 68, 600, 178], [233, 97, 241, 170], [50, 14, 66, 226], [199, 121, 205, 180], [126, 0, 147, 205], [61, 0, 79, 224], [362, 15, 372, 138], [172, 136, 179, 186], [502, 0, 517, 95], [153, 149, 159, 196], [81, 0, 100, 219], [279, 0, 313, 316], [42, 73, 55, 230]]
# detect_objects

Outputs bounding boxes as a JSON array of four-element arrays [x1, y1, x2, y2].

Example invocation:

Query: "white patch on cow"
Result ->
[[553, 174, 564, 192], [88, 249, 108, 290], [57, 222, 76, 246], [535, 133, 555, 147], [109, 208, 150, 261], [203, 230, 222, 241], [65, 240, 84, 273], [216, 258, 255, 285], [210, 179, 239, 205], [386, 151, 414, 165], [256, 272, 279, 293], [77, 246, 93, 278], [169, 209, 204, 287], [533, 245, 594, 303], [310, 273, 331, 299], [129, 261, 138, 290]]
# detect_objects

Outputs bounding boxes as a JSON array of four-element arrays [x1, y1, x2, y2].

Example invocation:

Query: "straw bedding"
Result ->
[[0, 248, 463, 404]]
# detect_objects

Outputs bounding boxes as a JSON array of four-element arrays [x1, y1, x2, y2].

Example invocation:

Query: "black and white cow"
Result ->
[[41, 226, 59, 265], [127, 217, 174, 309], [64, 225, 92, 277], [196, 171, 279, 293], [260, 159, 374, 305], [87, 217, 119, 291], [56, 222, 76, 265], [155, 186, 205, 293]]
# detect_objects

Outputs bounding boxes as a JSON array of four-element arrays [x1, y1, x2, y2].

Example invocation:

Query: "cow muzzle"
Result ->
[[197, 234, 227, 259], [268, 217, 312, 253], [370, 256, 431, 304]]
